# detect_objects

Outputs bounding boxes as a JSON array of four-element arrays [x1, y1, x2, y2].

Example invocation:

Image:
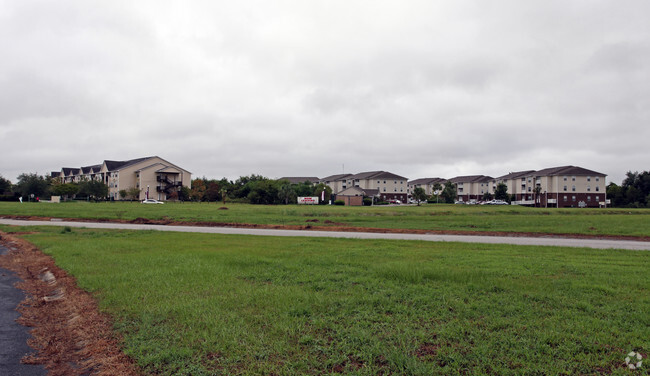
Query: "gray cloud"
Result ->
[[1, 1, 649, 185]]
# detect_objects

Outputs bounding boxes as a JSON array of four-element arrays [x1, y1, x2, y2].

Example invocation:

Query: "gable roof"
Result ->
[[104, 157, 152, 171], [321, 174, 352, 182], [347, 171, 408, 181], [496, 170, 536, 180], [535, 166, 606, 177], [448, 175, 493, 183], [408, 177, 447, 186], [81, 164, 102, 174]]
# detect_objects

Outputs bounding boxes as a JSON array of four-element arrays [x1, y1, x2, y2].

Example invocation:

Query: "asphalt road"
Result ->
[[0, 244, 47, 376], [1, 218, 649, 250]]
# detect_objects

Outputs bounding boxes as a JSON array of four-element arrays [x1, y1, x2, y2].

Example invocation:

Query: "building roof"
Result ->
[[408, 177, 447, 186], [81, 164, 102, 174], [448, 175, 494, 183], [62, 168, 81, 176], [320, 174, 352, 182], [496, 170, 536, 180], [535, 166, 606, 177], [279, 177, 320, 184], [347, 171, 408, 181], [104, 157, 152, 171]]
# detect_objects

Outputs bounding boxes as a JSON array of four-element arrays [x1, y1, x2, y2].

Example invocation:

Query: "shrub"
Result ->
[[334, 200, 345, 206]]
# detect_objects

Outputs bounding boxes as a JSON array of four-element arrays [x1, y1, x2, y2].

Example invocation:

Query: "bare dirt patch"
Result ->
[[0, 231, 141, 376]]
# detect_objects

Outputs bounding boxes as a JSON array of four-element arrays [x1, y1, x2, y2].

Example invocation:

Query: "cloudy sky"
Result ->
[[1, 1, 648, 185]]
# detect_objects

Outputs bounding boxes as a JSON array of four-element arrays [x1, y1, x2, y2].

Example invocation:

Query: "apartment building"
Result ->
[[407, 177, 447, 196], [54, 156, 191, 201], [324, 171, 408, 203], [448, 175, 496, 203], [517, 166, 607, 208]]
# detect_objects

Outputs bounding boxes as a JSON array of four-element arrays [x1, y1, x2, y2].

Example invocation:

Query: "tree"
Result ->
[[0, 175, 11, 194], [127, 187, 141, 201], [312, 183, 332, 205], [412, 187, 427, 206], [533, 186, 542, 207], [119, 189, 128, 200], [179, 186, 191, 202], [482, 192, 494, 201], [78, 180, 109, 200], [431, 182, 443, 203], [51, 183, 79, 198], [247, 179, 280, 204], [494, 183, 509, 201], [15, 173, 50, 199], [440, 181, 457, 204], [190, 179, 207, 201], [277, 180, 297, 205]]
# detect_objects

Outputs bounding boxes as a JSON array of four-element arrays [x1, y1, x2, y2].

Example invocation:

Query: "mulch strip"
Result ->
[[0, 231, 141, 376]]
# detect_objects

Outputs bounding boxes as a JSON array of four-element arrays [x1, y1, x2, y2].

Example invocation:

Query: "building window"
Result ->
[[394, 181, 397, 184], [595, 195, 599, 201], [595, 186, 600, 191], [572, 196, 576, 201], [563, 195, 568, 201], [383, 187, 386, 192], [587, 176, 591, 182], [572, 176, 576, 181], [528, 187, 531, 192], [596, 177, 600, 182], [587, 196, 591, 202], [383, 180, 386, 184], [587, 186, 591, 192], [563, 185, 567, 191], [572, 185, 576, 192], [563, 176, 567, 181]]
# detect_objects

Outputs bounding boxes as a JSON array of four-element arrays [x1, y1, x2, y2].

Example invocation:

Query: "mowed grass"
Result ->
[[2, 201, 650, 237], [5, 225, 649, 375]]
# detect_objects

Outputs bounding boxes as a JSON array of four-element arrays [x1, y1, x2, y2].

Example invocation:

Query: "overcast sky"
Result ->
[[1, 1, 648, 185]]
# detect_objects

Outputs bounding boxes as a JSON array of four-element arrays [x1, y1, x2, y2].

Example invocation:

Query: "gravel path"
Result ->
[[1, 218, 649, 250]]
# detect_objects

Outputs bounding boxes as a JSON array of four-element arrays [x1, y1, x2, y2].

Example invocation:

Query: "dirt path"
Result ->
[[0, 232, 141, 376]]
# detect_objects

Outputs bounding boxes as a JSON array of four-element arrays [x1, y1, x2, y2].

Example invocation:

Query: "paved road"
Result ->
[[0, 245, 47, 376], [1, 218, 649, 250]]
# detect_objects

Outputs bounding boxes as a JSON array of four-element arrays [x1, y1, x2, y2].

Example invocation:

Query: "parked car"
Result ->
[[141, 199, 164, 204], [485, 199, 509, 205]]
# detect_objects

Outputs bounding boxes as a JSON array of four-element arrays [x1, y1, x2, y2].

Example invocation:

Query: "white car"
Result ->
[[141, 199, 164, 204]]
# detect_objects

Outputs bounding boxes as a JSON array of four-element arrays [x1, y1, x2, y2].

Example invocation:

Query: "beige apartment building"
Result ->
[[323, 171, 408, 204], [54, 156, 191, 201], [512, 166, 607, 208], [448, 175, 496, 202], [407, 177, 447, 196]]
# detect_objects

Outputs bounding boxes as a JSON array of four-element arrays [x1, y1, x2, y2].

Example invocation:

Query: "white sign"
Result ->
[[297, 196, 319, 205]]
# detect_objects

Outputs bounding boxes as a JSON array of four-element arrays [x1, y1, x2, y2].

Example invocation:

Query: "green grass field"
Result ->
[[4, 225, 648, 375], [2, 201, 650, 237]]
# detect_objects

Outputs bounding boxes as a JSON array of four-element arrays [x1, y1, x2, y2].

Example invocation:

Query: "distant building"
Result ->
[[407, 177, 447, 196], [517, 166, 607, 208], [448, 175, 495, 203], [53, 156, 191, 201], [324, 171, 408, 204]]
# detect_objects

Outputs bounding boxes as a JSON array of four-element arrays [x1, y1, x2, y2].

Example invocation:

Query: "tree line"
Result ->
[[606, 171, 650, 207], [3, 170, 650, 207]]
